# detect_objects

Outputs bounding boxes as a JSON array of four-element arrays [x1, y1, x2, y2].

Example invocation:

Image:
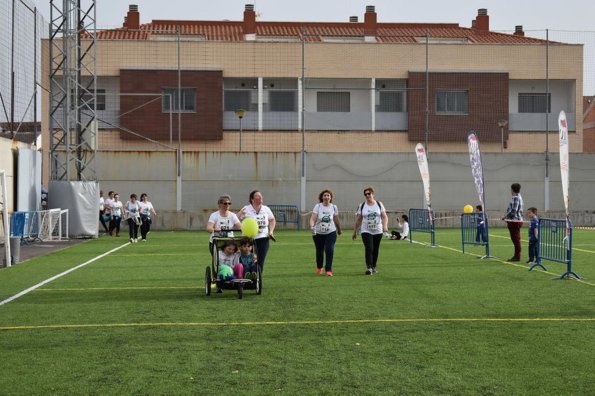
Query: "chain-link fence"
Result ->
[[66, 28, 594, 156], [3, 2, 595, 216], [0, 0, 45, 143]]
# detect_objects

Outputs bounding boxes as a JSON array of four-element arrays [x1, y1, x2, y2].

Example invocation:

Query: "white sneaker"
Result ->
[[134, 238, 138, 243], [130, 238, 134, 243], [142, 239, 147, 242]]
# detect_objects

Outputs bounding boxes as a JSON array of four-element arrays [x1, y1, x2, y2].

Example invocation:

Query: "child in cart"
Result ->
[[239, 237, 258, 281], [217, 240, 244, 281]]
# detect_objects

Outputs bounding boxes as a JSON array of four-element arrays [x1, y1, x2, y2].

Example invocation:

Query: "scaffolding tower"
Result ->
[[48, 0, 97, 181]]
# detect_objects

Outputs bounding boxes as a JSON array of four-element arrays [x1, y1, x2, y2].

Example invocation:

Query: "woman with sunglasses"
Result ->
[[206, 195, 241, 254], [352, 186, 388, 275]]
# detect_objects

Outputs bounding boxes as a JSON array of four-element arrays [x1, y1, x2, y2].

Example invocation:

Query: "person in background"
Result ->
[[206, 195, 241, 254], [390, 214, 409, 240], [237, 190, 276, 272], [475, 205, 487, 244], [309, 189, 342, 276], [124, 193, 141, 243], [99, 190, 109, 234], [109, 193, 123, 237], [501, 183, 524, 262], [138, 193, 157, 242], [352, 186, 388, 275], [104, 191, 114, 235], [526, 207, 539, 264]]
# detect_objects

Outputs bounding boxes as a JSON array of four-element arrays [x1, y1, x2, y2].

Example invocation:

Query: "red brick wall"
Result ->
[[120, 69, 222, 140], [408, 72, 509, 142], [583, 97, 595, 152]]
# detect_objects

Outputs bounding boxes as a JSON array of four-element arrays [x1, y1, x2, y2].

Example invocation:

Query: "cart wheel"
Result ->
[[256, 267, 262, 295], [237, 285, 243, 299], [205, 266, 212, 296]]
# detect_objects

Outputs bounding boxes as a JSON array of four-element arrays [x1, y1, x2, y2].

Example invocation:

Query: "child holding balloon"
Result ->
[[217, 240, 243, 281]]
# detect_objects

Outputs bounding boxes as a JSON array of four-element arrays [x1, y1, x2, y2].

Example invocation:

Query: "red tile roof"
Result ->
[[90, 20, 548, 44]]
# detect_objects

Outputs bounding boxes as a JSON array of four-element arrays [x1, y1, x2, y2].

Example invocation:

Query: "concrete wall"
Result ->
[[94, 151, 595, 230]]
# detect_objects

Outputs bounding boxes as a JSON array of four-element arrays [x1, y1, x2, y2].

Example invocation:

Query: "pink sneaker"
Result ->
[[316, 268, 323, 275], [325, 271, 333, 277]]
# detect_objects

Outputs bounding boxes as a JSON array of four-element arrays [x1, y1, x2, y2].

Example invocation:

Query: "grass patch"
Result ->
[[1, 229, 595, 394]]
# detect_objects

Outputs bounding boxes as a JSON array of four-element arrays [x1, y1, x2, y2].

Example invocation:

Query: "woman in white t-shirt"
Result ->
[[352, 186, 388, 275], [108, 193, 124, 237], [124, 193, 141, 243], [237, 190, 276, 272], [138, 193, 157, 242], [309, 189, 342, 276], [99, 190, 109, 234], [206, 195, 241, 254]]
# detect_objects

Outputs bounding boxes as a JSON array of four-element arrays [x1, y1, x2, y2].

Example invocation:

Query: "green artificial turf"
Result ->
[[1, 229, 594, 395]]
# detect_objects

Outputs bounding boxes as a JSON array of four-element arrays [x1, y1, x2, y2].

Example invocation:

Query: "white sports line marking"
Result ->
[[0, 243, 130, 307]]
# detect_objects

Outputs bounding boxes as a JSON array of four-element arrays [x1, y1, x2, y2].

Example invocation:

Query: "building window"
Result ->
[[376, 91, 405, 112], [269, 90, 297, 112], [224, 90, 256, 112], [161, 88, 196, 112], [436, 90, 468, 114], [71, 89, 106, 111], [317, 92, 350, 112], [518, 93, 551, 113]]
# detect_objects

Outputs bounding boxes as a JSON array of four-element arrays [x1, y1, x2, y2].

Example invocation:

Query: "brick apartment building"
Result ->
[[41, 4, 584, 153]]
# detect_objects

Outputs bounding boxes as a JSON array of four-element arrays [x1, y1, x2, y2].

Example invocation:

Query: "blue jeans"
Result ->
[[313, 231, 337, 272]]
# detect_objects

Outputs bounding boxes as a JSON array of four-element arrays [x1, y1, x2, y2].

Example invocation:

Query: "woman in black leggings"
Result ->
[[352, 187, 388, 275]]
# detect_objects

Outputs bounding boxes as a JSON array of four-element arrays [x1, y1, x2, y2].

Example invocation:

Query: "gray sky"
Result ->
[[32, 0, 595, 32]]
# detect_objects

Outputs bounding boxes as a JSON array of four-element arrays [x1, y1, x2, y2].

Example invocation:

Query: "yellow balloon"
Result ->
[[241, 217, 259, 238], [463, 204, 474, 214]]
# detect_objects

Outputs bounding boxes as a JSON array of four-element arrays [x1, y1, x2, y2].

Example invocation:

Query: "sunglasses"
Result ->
[[364, 192, 372, 196], [221, 202, 232, 205]]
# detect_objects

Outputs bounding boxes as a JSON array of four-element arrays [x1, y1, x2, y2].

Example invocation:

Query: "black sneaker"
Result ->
[[365, 268, 373, 275], [526, 260, 534, 264], [507, 257, 520, 262]]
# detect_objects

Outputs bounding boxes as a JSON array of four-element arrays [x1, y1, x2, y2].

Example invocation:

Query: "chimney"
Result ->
[[475, 8, 489, 32], [349, 16, 358, 23], [126, 4, 139, 30], [514, 25, 525, 36], [123, 16, 128, 28], [364, 5, 377, 41], [243, 4, 256, 39]]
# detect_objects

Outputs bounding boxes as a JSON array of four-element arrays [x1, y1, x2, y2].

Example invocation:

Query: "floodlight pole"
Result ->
[[235, 109, 246, 151], [497, 120, 508, 153], [544, 29, 550, 211]]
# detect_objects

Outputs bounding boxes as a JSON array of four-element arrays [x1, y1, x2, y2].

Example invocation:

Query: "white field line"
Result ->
[[0, 243, 130, 307]]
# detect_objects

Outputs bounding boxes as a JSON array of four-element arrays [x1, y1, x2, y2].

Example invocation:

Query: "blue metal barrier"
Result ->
[[536, 218, 579, 279], [268, 205, 300, 230], [461, 213, 490, 258], [408, 208, 435, 246]]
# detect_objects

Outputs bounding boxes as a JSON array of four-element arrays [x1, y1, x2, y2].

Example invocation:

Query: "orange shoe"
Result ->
[[325, 271, 333, 277], [316, 268, 323, 275]]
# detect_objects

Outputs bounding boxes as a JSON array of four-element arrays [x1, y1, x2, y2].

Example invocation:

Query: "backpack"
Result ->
[[358, 201, 384, 214]]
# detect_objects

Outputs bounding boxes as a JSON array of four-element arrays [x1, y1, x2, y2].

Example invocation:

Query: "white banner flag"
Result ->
[[415, 143, 431, 208], [467, 132, 486, 211], [558, 110, 570, 217]]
